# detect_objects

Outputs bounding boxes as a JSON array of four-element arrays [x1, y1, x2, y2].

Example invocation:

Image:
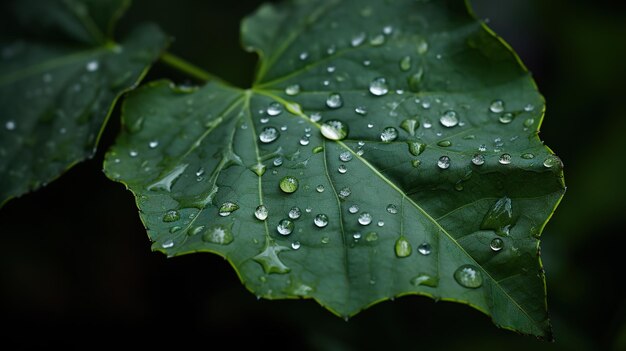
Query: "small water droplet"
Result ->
[[277, 219, 295, 235], [299, 136, 310, 146], [365, 232, 378, 242], [437, 140, 452, 147], [338, 187, 351, 199], [352, 233, 362, 240], [454, 265, 483, 288], [259, 126, 280, 143], [478, 144, 487, 152], [358, 212, 372, 225], [543, 155, 562, 169], [255, 205, 269, 221], [376, 220, 384, 227], [320, 120, 349, 140], [316, 184, 325, 193], [5, 120, 16, 130], [312, 146, 324, 153], [524, 104, 535, 112], [395, 237, 412, 258], [400, 119, 419, 136], [314, 214, 329, 228], [440, 110, 459, 127], [383, 25, 394, 35], [189, 225, 206, 236], [86, 60, 99, 72], [490, 238, 504, 252], [310, 112, 322, 122], [521, 153, 535, 159], [305, 207, 312, 213], [129, 150, 138, 157], [386, 204, 398, 214], [355, 106, 368, 115], [410, 274, 438, 287], [416, 38, 429, 54], [321, 236, 330, 244], [285, 84, 301, 96], [411, 159, 421, 168], [471, 154, 485, 166], [219, 201, 239, 217], [380, 127, 398, 142], [348, 204, 359, 214], [279, 176, 299, 193], [288, 207, 302, 219], [498, 153, 512, 165], [273, 157, 283, 167], [407, 141, 426, 156], [161, 239, 174, 249], [417, 242, 431, 255], [291, 241, 301, 250], [437, 156, 450, 169], [299, 51, 309, 60], [339, 151, 353, 162], [202, 225, 234, 245], [162, 210, 180, 222], [370, 34, 385, 46], [267, 102, 283, 116], [338, 164, 347, 174], [489, 100, 504, 113], [148, 140, 159, 149], [369, 77, 389, 96], [251, 163, 266, 176], [421, 101, 431, 110], [351, 32, 366, 47], [399, 56, 412, 71]]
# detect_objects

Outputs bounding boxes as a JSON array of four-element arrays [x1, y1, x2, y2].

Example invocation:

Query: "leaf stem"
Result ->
[[159, 52, 226, 84]]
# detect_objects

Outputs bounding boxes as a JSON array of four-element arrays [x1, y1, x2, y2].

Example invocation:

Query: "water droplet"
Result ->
[[148, 140, 159, 149], [351, 32, 366, 47], [399, 56, 412, 71], [437, 156, 450, 169], [338, 164, 347, 174], [454, 265, 483, 289], [353, 233, 362, 240], [395, 237, 412, 258], [416, 38, 429, 54], [355, 106, 368, 116], [320, 119, 349, 140], [267, 102, 283, 116], [129, 150, 138, 157], [162, 210, 180, 222], [5, 120, 16, 130], [411, 159, 421, 168], [407, 141, 426, 156], [279, 176, 299, 193], [421, 101, 431, 110], [383, 25, 394, 35], [299, 136, 310, 146], [291, 241, 301, 250], [410, 274, 438, 287], [310, 112, 322, 122], [369, 77, 389, 96], [437, 140, 452, 147], [316, 184, 325, 193], [339, 151, 353, 162], [288, 207, 302, 219], [299, 51, 309, 60], [489, 100, 504, 113], [471, 154, 485, 166], [524, 104, 535, 112], [358, 212, 372, 225], [490, 238, 504, 252], [523, 118, 535, 128], [370, 34, 385, 46], [521, 153, 535, 159], [251, 163, 266, 176], [86, 60, 99, 72], [259, 126, 280, 143], [147, 164, 189, 192], [312, 146, 324, 153], [543, 155, 562, 168], [417, 242, 431, 255], [386, 204, 398, 214], [380, 127, 398, 142], [364, 232, 378, 242], [277, 219, 295, 235], [202, 224, 234, 245], [348, 204, 359, 214], [219, 201, 239, 217], [338, 187, 351, 199], [169, 226, 182, 233], [273, 157, 283, 167], [255, 205, 269, 220], [440, 110, 459, 127], [253, 242, 290, 274], [499, 112, 514, 124], [481, 196, 514, 236], [400, 119, 419, 136], [305, 207, 312, 213], [161, 239, 174, 249], [314, 214, 329, 228], [478, 144, 487, 152], [285, 84, 301, 96], [498, 153, 512, 165]]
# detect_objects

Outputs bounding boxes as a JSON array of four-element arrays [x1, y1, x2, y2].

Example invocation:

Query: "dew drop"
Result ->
[[299, 51, 309, 60], [326, 93, 343, 109], [348, 204, 359, 214], [437, 140, 452, 147], [437, 156, 450, 169], [86, 60, 99, 72], [380, 127, 398, 142], [454, 265, 483, 288], [291, 241, 301, 250], [339, 151, 353, 162], [161, 239, 174, 249], [5, 120, 16, 130], [498, 153, 512, 165], [316, 184, 325, 193], [490, 238, 504, 252], [370, 34, 385, 46], [285, 84, 301, 96], [524, 118, 535, 128], [543, 155, 562, 168], [521, 153, 535, 159], [395, 237, 412, 258], [314, 214, 329, 228], [417, 242, 432, 256], [400, 119, 419, 136], [129, 150, 138, 157], [338, 164, 347, 174], [481, 196, 514, 237], [524, 104, 535, 112], [411, 160, 421, 168], [255, 205, 269, 221], [408, 141, 426, 156], [219, 201, 239, 217], [288, 207, 302, 219], [338, 187, 351, 199], [399, 56, 412, 71], [273, 157, 283, 167], [251, 163, 266, 176], [369, 77, 389, 96], [386, 204, 398, 214], [358, 212, 372, 225], [202, 225, 234, 245], [279, 176, 299, 193], [351, 32, 366, 47], [162, 210, 180, 222], [267, 102, 283, 116], [312, 146, 324, 153], [259, 127, 280, 143], [355, 106, 368, 115], [277, 219, 295, 235], [416, 38, 429, 54], [489, 100, 505, 113], [471, 154, 485, 166], [321, 236, 330, 244], [353, 233, 362, 240], [299, 136, 310, 146], [410, 274, 438, 287], [310, 112, 322, 122], [440, 110, 459, 127], [320, 119, 349, 140], [148, 140, 159, 149], [499, 112, 514, 124]]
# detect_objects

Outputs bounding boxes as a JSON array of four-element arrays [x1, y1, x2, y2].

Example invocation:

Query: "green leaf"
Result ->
[[104, 0, 565, 338], [0, 0, 168, 206]]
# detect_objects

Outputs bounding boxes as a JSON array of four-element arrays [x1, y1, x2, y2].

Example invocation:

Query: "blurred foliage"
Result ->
[[1, 0, 624, 349]]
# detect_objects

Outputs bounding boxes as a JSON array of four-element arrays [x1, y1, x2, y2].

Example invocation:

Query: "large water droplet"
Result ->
[[410, 274, 438, 287], [489, 100, 504, 113], [255, 205, 269, 220], [326, 93, 343, 109], [490, 238, 504, 252], [386, 204, 398, 214], [543, 155, 562, 169], [417, 242, 432, 255], [277, 219, 295, 235], [288, 206, 302, 219], [454, 265, 483, 289], [162, 210, 180, 222], [408, 141, 426, 156], [369, 77, 389, 96], [267, 102, 283, 116], [380, 127, 398, 142], [219, 201, 239, 217], [279, 176, 299, 193], [395, 237, 412, 258], [202, 224, 234, 245], [320, 120, 349, 140], [314, 214, 329, 228], [259, 126, 280, 143], [437, 156, 450, 169], [498, 153, 512, 165], [285, 84, 301, 96], [440, 110, 459, 127], [358, 212, 372, 225], [481, 196, 514, 236]]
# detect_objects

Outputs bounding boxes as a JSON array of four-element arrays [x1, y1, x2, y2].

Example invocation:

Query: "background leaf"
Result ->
[[104, 0, 564, 338], [0, 0, 168, 206]]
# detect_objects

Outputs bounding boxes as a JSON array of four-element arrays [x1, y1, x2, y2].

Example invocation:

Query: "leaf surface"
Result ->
[[104, 0, 565, 337], [0, 0, 168, 206]]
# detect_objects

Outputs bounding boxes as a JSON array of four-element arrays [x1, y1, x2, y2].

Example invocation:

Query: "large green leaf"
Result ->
[[0, 0, 168, 206], [104, 0, 565, 338]]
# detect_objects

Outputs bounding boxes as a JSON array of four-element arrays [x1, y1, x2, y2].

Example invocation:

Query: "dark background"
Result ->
[[1, 0, 625, 349]]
